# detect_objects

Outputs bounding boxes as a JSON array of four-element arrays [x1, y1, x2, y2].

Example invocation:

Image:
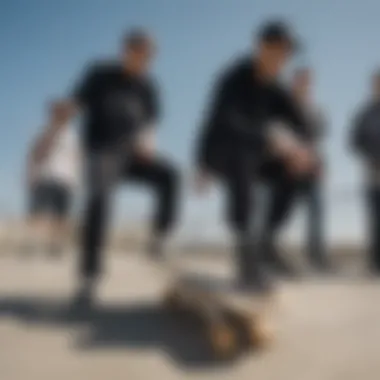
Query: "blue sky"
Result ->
[[1, 0, 380, 243]]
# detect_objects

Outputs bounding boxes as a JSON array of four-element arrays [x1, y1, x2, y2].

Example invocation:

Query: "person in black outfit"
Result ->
[[351, 70, 380, 275], [34, 29, 179, 301], [194, 21, 317, 290]]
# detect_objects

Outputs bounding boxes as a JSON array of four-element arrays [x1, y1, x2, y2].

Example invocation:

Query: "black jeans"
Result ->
[[81, 150, 179, 279], [303, 178, 325, 265], [263, 167, 325, 266], [211, 149, 269, 284], [201, 144, 257, 236], [367, 186, 380, 270]]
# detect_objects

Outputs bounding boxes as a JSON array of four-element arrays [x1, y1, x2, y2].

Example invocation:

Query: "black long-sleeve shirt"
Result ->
[[351, 100, 380, 161], [195, 57, 308, 171], [73, 61, 160, 151], [350, 100, 380, 185]]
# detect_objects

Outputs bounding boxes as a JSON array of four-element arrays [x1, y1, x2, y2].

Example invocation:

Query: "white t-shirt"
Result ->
[[37, 126, 81, 188]]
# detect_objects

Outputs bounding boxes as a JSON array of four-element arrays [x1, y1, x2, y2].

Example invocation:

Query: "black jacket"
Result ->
[[351, 100, 380, 162], [195, 57, 308, 172]]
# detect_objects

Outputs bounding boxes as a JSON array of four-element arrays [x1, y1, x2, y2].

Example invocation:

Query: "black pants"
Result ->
[[211, 150, 268, 283], [263, 166, 325, 265], [367, 186, 380, 270], [81, 150, 179, 279], [219, 151, 258, 236]]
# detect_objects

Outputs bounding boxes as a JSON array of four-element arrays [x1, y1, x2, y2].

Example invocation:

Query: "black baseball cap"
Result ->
[[257, 20, 301, 53], [123, 28, 154, 49]]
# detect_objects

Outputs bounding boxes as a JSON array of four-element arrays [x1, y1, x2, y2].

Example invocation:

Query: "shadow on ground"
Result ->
[[0, 296, 245, 369]]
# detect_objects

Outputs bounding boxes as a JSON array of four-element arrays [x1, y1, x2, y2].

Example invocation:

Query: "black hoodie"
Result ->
[[195, 56, 308, 173], [351, 100, 380, 162]]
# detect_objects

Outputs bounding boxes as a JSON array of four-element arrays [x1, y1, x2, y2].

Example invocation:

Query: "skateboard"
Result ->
[[163, 274, 277, 359]]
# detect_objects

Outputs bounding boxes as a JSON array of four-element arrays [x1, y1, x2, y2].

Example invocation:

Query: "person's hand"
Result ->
[[267, 124, 317, 177], [285, 145, 318, 177], [50, 100, 76, 125], [134, 129, 156, 161], [194, 169, 212, 195], [134, 143, 155, 161]]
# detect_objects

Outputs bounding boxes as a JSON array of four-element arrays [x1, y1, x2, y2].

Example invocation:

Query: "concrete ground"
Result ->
[[0, 251, 379, 380]]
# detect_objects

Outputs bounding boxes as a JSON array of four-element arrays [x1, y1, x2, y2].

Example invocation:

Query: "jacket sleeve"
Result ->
[[194, 71, 232, 169]]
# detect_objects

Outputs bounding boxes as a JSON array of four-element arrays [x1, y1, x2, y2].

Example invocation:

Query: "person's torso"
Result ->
[[38, 126, 81, 187], [230, 60, 285, 128], [206, 57, 292, 167], [82, 63, 153, 150]]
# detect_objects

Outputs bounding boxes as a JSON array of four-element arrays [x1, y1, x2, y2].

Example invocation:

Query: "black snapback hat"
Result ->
[[257, 20, 301, 53], [123, 27, 153, 49]]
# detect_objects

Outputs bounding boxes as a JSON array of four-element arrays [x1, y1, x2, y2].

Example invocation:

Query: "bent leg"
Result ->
[[124, 155, 180, 257]]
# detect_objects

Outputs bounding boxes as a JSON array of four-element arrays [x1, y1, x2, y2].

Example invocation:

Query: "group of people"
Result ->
[[24, 19, 380, 304]]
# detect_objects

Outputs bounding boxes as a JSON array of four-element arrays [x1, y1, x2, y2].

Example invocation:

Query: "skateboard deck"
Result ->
[[163, 274, 278, 359]]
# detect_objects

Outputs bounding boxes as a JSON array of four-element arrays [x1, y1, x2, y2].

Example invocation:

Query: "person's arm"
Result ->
[[34, 101, 77, 164], [35, 63, 99, 162], [194, 64, 279, 192], [257, 87, 304, 158], [195, 67, 263, 171], [26, 100, 78, 191], [265, 87, 321, 175], [193, 68, 239, 191]]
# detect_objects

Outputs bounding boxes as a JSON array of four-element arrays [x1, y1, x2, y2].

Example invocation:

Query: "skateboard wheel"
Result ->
[[209, 323, 238, 359]]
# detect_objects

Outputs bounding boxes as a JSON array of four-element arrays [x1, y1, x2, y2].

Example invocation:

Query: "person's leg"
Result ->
[[223, 154, 271, 291], [124, 155, 179, 258], [78, 151, 124, 300], [305, 177, 329, 270], [46, 183, 72, 257], [367, 185, 380, 273], [261, 173, 300, 275], [22, 182, 52, 255]]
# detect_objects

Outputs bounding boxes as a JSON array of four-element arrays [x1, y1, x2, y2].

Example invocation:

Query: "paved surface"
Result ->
[[0, 252, 380, 380]]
